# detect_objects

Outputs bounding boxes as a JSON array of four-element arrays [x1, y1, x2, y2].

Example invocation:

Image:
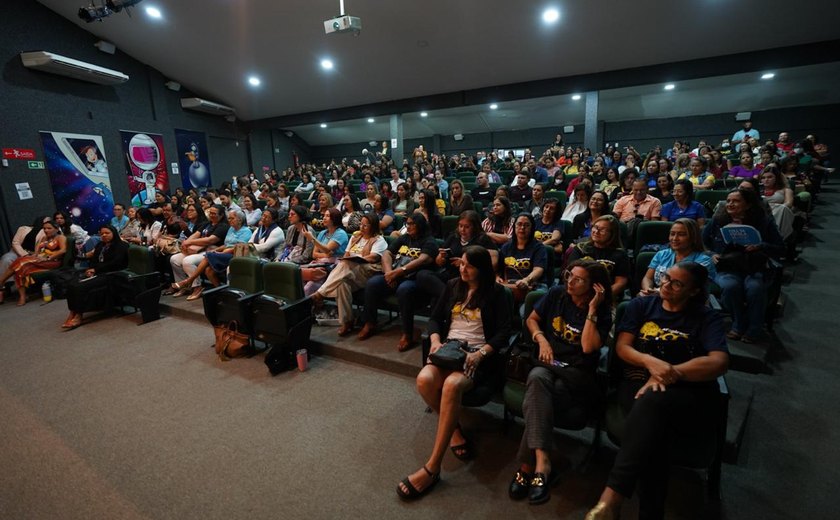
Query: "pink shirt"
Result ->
[[613, 194, 662, 222]]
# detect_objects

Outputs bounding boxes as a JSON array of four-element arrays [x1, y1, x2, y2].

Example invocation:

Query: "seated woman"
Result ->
[[599, 167, 621, 199], [248, 207, 285, 260], [677, 156, 715, 190], [54, 210, 94, 258], [510, 260, 612, 505], [562, 183, 592, 223], [241, 193, 262, 228], [313, 213, 388, 336], [533, 199, 564, 254], [358, 213, 438, 351], [417, 210, 497, 307], [702, 188, 784, 343], [374, 194, 395, 235], [447, 179, 474, 217], [60, 224, 129, 329], [172, 209, 253, 301], [300, 207, 350, 295], [1, 215, 48, 277], [585, 263, 729, 520], [609, 168, 637, 202], [481, 196, 514, 246], [340, 194, 363, 233], [523, 183, 547, 218], [639, 218, 716, 296], [760, 164, 796, 241], [391, 182, 416, 217], [729, 151, 762, 180], [119, 206, 142, 242], [497, 213, 547, 303], [0, 219, 66, 305], [125, 208, 162, 249], [396, 245, 512, 501], [566, 215, 630, 302], [659, 179, 706, 227], [278, 205, 315, 265], [650, 174, 674, 204], [571, 190, 609, 243]]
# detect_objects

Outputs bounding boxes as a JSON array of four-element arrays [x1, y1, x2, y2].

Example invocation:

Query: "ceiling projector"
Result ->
[[324, 15, 362, 35]]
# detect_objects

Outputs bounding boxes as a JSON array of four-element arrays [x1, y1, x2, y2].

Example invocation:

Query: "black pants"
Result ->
[[607, 381, 719, 520], [66, 275, 112, 314], [415, 269, 454, 310]]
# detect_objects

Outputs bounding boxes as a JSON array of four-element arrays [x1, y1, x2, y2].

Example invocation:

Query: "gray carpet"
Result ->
[[1, 188, 839, 519]]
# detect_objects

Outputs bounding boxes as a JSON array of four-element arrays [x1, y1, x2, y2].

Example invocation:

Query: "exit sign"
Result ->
[[27, 161, 45, 169]]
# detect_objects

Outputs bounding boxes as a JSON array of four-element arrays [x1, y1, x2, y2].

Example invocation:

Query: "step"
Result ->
[[722, 371, 757, 464]]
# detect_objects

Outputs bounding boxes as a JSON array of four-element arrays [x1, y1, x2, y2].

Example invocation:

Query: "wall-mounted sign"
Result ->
[[16, 182, 33, 200], [3, 148, 36, 160], [27, 160, 45, 169]]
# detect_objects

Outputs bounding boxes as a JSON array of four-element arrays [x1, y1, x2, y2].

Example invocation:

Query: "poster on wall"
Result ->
[[174, 129, 212, 190], [120, 130, 169, 207], [39, 131, 115, 233]]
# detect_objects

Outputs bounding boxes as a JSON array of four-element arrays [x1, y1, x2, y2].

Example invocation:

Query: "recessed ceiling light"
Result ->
[[420, 112, 428, 117], [320, 123, 327, 128], [663, 84, 675, 90], [248, 76, 261, 87], [367, 118, 375, 123], [571, 94, 582, 101], [320, 59, 334, 70], [761, 72, 775, 80], [145, 6, 162, 19], [489, 103, 499, 110], [542, 8, 560, 23]]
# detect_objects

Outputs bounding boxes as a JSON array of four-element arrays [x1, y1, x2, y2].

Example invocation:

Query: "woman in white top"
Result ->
[[241, 194, 263, 228], [125, 208, 162, 249], [561, 182, 592, 223], [312, 213, 388, 336], [248, 207, 285, 260]]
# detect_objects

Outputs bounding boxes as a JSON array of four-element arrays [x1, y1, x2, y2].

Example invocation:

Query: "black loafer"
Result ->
[[528, 471, 557, 505], [508, 469, 531, 500]]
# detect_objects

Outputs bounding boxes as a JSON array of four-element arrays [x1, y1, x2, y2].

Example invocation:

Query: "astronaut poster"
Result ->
[[174, 129, 212, 190], [119, 130, 169, 207], [39, 131, 115, 233]]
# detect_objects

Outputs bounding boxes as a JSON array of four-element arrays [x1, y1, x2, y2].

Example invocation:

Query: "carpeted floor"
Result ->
[[1, 188, 839, 519]]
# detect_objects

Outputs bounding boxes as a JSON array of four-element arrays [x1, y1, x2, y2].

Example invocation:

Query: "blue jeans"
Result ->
[[363, 274, 419, 335], [714, 271, 767, 337]]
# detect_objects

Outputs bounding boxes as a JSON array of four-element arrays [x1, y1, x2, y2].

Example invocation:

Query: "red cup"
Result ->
[[296, 349, 308, 372]]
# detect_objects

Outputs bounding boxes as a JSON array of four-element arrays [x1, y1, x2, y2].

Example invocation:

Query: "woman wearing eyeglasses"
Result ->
[[638, 219, 715, 296], [585, 262, 729, 520], [509, 259, 612, 505], [566, 215, 630, 301], [497, 213, 547, 303]]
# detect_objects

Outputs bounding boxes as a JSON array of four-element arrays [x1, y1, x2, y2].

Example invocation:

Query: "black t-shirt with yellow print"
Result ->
[[499, 240, 548, 283], [617, 295, 728, 384], [567, 245, 630, 284], [388, 233, 439, 274], [533, 287, 612, 370]]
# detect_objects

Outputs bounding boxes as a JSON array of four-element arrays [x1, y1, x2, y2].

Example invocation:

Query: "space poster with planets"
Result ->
[[119, 130, 169, 207], [39, 131, 115, 233], [174, 129, 212, 190]]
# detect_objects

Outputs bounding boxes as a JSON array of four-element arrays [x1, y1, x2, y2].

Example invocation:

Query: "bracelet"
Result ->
[[586, 314, 597, 323], [478, 347, 488, 357], [532, 331, 545, 342]]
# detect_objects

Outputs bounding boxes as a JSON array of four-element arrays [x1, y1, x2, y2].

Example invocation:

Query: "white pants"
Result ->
[[170, 252, 206, 288]]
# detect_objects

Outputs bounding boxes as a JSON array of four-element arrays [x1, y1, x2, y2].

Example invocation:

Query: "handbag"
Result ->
[[717, 249, 768, 275], [155, 236, 180, 256], [506, 343, 535, 383], [428, 339, 468, 371], [213, 321, 251, 361]]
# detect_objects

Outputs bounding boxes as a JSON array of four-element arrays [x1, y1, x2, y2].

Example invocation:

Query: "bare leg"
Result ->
[[16, 281, 26, 306], [206, 268, 221, 287]]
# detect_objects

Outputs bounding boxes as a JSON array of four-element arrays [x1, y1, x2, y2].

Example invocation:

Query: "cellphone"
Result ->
[[551, 359, 569, 368]]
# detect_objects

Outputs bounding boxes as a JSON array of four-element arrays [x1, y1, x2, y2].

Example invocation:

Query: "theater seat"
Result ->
[[201, 256, 264, 342], [109, 245, 162, 324]]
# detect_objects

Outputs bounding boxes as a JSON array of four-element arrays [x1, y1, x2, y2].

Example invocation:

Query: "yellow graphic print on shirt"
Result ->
[[534, 230, 550, 242], [638, 321, 690, 342], [580, 255, 615, 274], [452, 303, 481, 322], [551, 315, 582, 344], [397, 245, 422, 259], [504, 256, 531, 270]]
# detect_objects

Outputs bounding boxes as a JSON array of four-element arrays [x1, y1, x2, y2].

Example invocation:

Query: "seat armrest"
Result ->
[[237, 291, 264, 304], [202, 284, 230, 299]]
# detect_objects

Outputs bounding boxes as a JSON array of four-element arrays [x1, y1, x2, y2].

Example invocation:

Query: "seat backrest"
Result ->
[[632, 251, 656, 296], [544, 190, 568, 210], [127, 245, 155, 274], [263, 262, 304, 300], [441, 215, 459, 238], [228, 257, 264, 293], [634, 221, 673, 253], [523, 288, 547, 322], [695, 190, 730, 213], [542, 244, 555, 286]]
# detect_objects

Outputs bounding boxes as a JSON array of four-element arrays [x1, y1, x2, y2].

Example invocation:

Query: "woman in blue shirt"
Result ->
[[639, 218, 715, 295], [301, 207, 350, 295], [659, 179, 706, 227]]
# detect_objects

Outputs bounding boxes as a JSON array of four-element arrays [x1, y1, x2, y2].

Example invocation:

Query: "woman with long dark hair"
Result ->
[[566, 215, 630, 301], [497, 213, 547, 303], [510, 260, 612, 505], [447, 179, 474, 217], [571, 190, 609, 242], [60, 224, 129, 329], [397, 245, 512, 500], [585, 263, 728, 520], [0, 220, 66, 305], [482, 196, 514, 246]]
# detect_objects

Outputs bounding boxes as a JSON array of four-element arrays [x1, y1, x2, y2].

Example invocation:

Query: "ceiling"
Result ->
[[37, 0, 840, 124]]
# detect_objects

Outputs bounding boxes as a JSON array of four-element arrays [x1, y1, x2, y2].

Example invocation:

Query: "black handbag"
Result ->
[[506, 343, 535, 383], [428, 339, 468, 371]]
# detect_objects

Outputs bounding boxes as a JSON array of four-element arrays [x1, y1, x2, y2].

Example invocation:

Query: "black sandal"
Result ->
[[396, 465, 440, 501], [449, 425, 474, 461]]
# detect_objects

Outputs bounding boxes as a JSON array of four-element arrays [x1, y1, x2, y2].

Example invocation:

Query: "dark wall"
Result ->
[[0, 0, 248, 248], [308, 105, 839, 166]]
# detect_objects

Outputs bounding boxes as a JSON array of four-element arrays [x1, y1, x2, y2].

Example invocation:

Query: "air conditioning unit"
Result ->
[[20, 51, 128, 85], [180, 97, 236, 116]]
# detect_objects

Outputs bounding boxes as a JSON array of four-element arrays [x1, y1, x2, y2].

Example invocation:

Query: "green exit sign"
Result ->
[[27, 161, 45, 169]]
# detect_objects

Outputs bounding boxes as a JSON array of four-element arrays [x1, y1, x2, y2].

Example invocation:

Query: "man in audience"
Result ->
[[509, 172, 533, 203], [777, 132, 794, 156], [613, 179, 662, 222], [471, 172, 495, 206], [528, 158, 548, 184], [219, 189, 241, 212], [732, 120, 760, 147]]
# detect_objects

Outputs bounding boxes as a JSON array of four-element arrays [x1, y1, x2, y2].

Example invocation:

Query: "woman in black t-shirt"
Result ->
[[566, 215, 630, 301], [585, 262, 729, 520], [509, 259, 612, 505]]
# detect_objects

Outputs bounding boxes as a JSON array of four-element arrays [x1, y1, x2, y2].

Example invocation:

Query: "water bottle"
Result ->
[[42, 281, 52, 303]]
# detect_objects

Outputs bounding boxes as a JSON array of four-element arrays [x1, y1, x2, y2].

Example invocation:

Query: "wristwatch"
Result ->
[[478, 347, 489, 357], [400, 266, 407, 273]]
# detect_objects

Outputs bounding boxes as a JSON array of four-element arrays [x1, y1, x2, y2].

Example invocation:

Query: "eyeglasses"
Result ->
[[562, 270, 588, 285], [590, 225, 608, 234], [660, 273, 686, 290], [515, 222, 531, 228]]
